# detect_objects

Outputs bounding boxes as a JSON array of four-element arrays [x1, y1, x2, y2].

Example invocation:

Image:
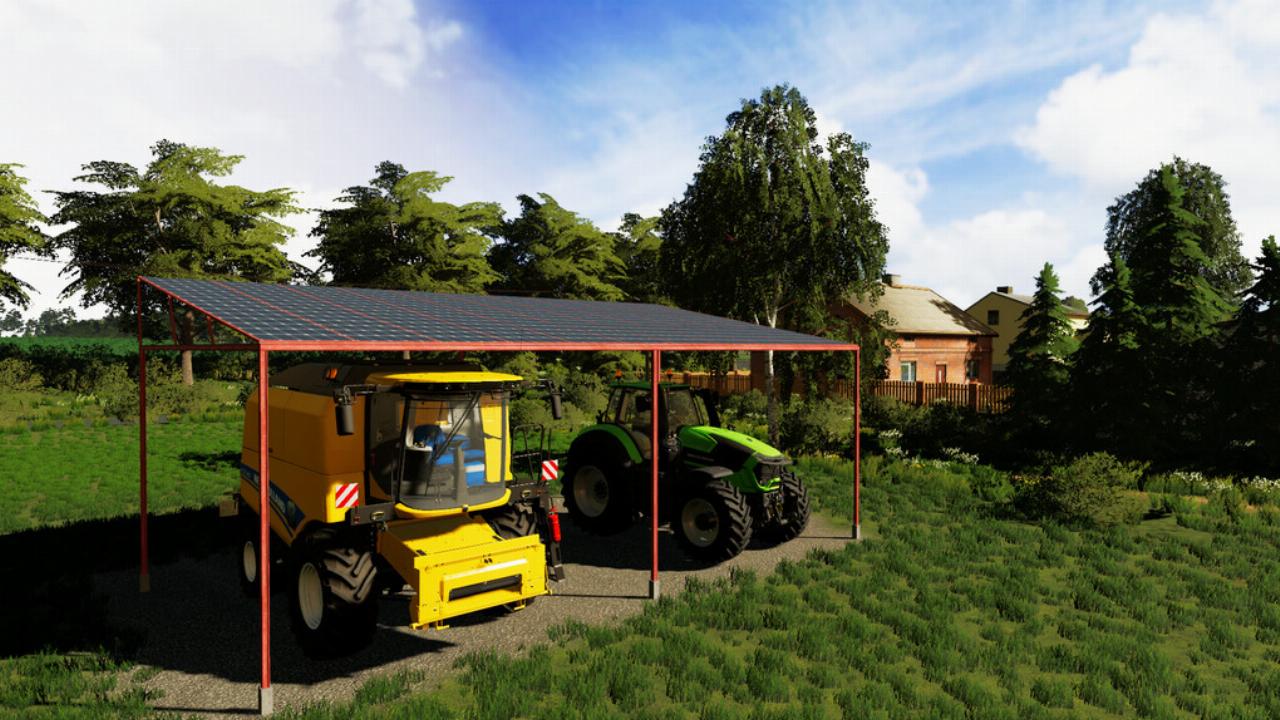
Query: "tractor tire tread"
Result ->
[[674, 478, 753, 563]]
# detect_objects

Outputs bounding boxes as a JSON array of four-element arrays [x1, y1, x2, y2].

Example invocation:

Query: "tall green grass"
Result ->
[[0, 419, 241, 534], [272, 455, 1280, 719]]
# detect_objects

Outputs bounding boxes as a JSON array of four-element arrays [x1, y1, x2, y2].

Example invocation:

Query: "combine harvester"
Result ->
[[235, 363, 564, 656]]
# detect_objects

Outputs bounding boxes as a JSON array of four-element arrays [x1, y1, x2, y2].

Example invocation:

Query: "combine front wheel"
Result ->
[[288, 542, 379, 658]]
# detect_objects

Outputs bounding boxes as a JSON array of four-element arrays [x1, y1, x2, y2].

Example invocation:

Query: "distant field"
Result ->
[[0, 419, 242, 535]]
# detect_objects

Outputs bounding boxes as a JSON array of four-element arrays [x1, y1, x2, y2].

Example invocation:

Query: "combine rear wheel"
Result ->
[[673, 478, 753, 563], [288, 542, 379, 658]]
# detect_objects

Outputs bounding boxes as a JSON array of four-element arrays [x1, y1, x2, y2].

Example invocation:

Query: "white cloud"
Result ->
[[1017, 0, 1280, 261], [0, 0, 508, 318]]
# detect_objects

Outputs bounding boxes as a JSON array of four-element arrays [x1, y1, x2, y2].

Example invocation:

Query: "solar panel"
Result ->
[[141, 277, 857, 351]]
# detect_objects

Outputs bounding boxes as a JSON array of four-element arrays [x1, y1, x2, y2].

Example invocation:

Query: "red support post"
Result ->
[[650, 348, 661, 600], [854, 348, 861, 541], [139, 348, 150, 592], [138, 279, 151, 593], [257, 349, 273, 715]]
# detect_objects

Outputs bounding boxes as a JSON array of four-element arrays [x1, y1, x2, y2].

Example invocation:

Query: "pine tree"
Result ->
[[1072, 256, 1146, 454], [490, 193, 625, 301], [1220, 236, 1280, 473], [308, 162, 502, 294], [1005, 262, 1078, 433]]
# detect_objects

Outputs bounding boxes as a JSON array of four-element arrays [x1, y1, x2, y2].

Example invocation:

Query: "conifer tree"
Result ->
[[1005, 263, 1078, 432]]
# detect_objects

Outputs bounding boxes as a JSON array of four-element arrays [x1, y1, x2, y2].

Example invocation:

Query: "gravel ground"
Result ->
[[100, 508, 855, 717]]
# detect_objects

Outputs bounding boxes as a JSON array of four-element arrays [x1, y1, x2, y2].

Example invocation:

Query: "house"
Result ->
[[746, 275, 995, 391], [965, 285, 1089, 375]]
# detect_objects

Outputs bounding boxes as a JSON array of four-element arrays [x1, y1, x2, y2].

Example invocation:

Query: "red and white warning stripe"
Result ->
[[540, 459, 559, 482], [334, 482, 360, 509]]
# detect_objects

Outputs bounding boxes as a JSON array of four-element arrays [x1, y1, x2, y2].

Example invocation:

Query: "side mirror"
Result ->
[[550, 390, 564, 421], [335, 397, 356, 436]]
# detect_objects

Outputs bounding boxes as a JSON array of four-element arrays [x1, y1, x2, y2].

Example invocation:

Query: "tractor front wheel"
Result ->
[[288, 542, 379, 658], [562, 456, 633, 536], [673, 478, 753, 563], [761, 470, 810, 543]]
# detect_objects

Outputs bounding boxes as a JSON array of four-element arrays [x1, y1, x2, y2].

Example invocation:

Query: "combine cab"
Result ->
[[236, 364, 562, 656]]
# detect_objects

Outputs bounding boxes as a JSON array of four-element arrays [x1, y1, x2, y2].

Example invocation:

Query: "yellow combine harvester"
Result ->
[[235, 363, 564, 656]]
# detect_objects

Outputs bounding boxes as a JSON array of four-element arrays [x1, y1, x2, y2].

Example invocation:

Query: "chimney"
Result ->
[[996, 285, 1013, 294], [883, 274, 901, 287]]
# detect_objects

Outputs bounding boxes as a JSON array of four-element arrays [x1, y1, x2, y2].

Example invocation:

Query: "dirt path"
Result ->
[[99, 510, 854, 717]]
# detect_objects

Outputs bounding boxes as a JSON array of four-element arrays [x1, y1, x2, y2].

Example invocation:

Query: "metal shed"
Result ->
[[134, 276, 861, 715]]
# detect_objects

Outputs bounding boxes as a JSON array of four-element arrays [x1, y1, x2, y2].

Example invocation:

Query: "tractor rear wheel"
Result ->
[[288, 541, 379, 658], [562, 455, 633, 536], [761, 470, 810, 543], [673, 478, 753, 563]]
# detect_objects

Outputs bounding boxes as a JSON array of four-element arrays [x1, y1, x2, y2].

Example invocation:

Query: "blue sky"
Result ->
[[3, 0, 1278, 317]]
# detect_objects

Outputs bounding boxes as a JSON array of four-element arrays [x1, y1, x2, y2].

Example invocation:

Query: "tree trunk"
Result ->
[[765, 348, 779, 445], [180, 310, 195, 386], [763, 307, 780, 446]]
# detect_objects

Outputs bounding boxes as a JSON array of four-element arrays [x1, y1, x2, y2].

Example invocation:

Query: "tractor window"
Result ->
[[397, 393, 506, 511], [666, 389, 704, 429], [604, 389, 623, 424], [367, 393, 404, 500], [617, 390, 652, 435]]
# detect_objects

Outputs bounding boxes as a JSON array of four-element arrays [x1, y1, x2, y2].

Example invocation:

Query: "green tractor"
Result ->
[[561, 381, 809, 562]]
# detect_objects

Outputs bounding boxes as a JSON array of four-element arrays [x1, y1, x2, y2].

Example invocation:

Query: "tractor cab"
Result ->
[[600, 382, 719, 459]]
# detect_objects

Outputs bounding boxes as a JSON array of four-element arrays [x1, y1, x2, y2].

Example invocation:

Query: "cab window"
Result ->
[[666, 388, 704, 429]]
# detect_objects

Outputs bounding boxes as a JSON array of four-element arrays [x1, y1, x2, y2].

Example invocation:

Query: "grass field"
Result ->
[[5, 447, 1280, 717], [269, 456, 1280, 720], [0, 419, 241, 535]]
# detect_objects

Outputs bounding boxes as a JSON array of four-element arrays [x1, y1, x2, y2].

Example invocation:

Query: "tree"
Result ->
[[1072, 256, 1145, 454], [308, 162, 502, 294], [1077, 168, 1233, 460], [1219, 236, 1280, 473], [0, 164, 48, 308], [489, 193, 625, 301], [660, 84, 888, 441], [1005, 263, 1078, 434], [1062, 296, 1088, 312], [1105, 157, 1251, 300], [0, 309, 22, 335], [51, 140, 296, 384], [612, 213, 664, 304]]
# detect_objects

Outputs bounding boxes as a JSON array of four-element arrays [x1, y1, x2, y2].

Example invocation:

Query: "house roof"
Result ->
[[973, 290, 1090, 318], [849, 282, 996, 336], [140, 277, 859, 352]]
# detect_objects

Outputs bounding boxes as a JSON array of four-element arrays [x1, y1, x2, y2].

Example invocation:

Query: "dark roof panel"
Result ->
[[142, 278, 855, 351]]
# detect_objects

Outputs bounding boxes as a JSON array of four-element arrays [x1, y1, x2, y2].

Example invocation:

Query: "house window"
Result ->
[[966, 359, 979, 380], [987, 309, 999, 326], [900, 361, 917, 382]]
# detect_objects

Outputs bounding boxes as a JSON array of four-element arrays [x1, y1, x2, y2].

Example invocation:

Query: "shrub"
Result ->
[[779, 397, 853, 455], [1017, 452, 1145, 525], [0, 357, 43, 390], [91, 364, 138, 421], [719, 389, 768, 431]]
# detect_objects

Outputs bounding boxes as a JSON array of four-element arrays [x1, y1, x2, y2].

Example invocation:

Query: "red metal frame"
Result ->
[[650, 349, 661, 600], [133, 277, 860, 716], [257, 349, 272, 713]]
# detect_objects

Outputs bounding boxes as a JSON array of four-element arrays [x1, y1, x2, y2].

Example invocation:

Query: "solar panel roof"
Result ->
[[141, 277, 858, 352]]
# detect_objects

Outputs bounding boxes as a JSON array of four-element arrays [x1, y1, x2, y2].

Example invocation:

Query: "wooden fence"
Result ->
[[649, 371, 1011, 413]]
